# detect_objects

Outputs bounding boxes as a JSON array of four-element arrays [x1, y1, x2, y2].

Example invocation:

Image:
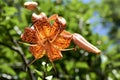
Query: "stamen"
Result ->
[[50, 29, 60, 43], [18, 41, 37, 46], [34, 26, 45, 47], [60, 48, 75, 51]]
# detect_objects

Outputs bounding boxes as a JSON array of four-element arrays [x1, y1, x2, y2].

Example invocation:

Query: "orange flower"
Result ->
[[21, 7, 101, 62], [21, 12, 72, 61]]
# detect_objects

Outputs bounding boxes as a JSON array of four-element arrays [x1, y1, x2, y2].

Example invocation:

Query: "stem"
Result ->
[[27, 58, 37, 67], [14, 40, 34, 80], [51, 61, 59, 78], [0, 35, 35, 80], [44, 62, 48, 79], [0, 41, 34, 80], [15, 46, 34, 80]]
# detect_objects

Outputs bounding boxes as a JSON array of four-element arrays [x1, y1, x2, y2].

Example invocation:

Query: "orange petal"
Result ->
[[55, 17, 66, 33], [32, 13, 56, 39], [47, 47, 62, 61], [47, 14, 60, 38], [34, 21, 48, 40], [48, 14, 58, 21], [30, 45, 46, 59], [52, 30, 72, 49], [32, 12, 47, 23], [73, 33, 101, 54], [60, 30, 72, 38], [48, 15, 67, 38], [44, 42, 62, 61], [57, 17, 66, 28], [33, 13, 67, 40], [21, 27, 38, 44], [33, 19, 58, 40]]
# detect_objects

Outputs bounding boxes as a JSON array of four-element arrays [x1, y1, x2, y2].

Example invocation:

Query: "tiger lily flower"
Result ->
[[21, 12, 72, 61], [21, 1, 101, 62]]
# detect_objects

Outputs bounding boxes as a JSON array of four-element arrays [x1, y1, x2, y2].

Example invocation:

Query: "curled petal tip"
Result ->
[[32, 13, 41, 19], [32, 12, 47, 22], [73, 33, 101, 54], [56, 17, 66, 27], [58, 17, 66, 25], [40, 12, 47, 18]]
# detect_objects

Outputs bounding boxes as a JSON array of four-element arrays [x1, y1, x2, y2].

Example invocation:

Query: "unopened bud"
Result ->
[[73, 33, 101, 54], [24, 1, 38, 10]]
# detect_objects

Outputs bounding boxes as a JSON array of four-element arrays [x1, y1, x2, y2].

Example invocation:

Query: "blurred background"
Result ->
[[0, 0, 120, 80]]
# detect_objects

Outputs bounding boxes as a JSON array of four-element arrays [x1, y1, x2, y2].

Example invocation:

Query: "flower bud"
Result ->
[[73, 33, 101, 54], [24, 1, 38, 10]]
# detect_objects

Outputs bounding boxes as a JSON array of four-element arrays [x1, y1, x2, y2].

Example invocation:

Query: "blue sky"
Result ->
[[88, 10, 113, 36], [81, 0, 112, 36], [82, 0, 101, 4]]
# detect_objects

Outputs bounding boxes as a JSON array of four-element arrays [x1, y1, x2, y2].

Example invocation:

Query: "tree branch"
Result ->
[[0, 41, 34, 80]]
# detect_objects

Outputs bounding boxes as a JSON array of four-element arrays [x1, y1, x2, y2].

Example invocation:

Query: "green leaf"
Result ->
[[76, 62, 89, 69], [38, 77, 42, 80], [0, 64, 16, 75], [3, 7, 17, 16], [111, 54, 120, 60], [65, 60, 74, 71], [113, 62, 120, 67], [47, 65, 52, 72], [90, 72, 97, 79], [34, 69, 43, 77], [19, 72, 27, 79]]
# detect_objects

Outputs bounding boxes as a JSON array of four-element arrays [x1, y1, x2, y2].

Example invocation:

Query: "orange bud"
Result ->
[[24, 1, 38, 10], [72, 33, 101, 54]]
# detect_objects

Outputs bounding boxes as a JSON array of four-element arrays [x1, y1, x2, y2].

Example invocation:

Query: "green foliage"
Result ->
[[0, 64, 16, 75], [0, 0, 120, 80]]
